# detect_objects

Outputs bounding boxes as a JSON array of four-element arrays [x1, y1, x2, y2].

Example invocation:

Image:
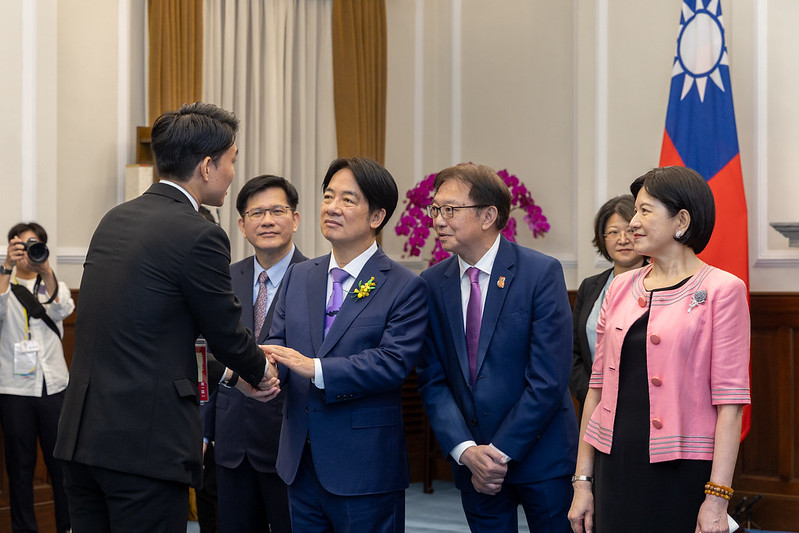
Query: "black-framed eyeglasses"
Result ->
[[426, 204, 488, 219], [244, 206, 293, 220], [602, 229, 634, 240]]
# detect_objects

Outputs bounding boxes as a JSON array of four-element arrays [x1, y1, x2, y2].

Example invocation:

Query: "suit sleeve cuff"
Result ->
[[489, 443, 511, 463], [312, 358, 324, 389], [451, 441, 477, 465]]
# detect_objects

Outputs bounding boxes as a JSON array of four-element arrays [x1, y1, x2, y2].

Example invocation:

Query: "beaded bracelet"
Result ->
[[706, 481, 734, 494], [704, 481, 733, 501]]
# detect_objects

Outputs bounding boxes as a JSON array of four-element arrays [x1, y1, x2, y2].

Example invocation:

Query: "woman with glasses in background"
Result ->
[[570, 195, 645, 417]]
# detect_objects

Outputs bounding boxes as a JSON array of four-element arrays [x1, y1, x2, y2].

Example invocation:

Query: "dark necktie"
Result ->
[[465, 267, 482, 385], [254, 271, 269, 339], [324, 268, 349, 337]]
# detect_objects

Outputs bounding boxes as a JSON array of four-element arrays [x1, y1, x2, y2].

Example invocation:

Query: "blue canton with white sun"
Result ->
[[664, 0, 740, 181]]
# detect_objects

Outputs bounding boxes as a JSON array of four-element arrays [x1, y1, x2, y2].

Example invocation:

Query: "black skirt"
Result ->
[[594, 291, 712, 533]]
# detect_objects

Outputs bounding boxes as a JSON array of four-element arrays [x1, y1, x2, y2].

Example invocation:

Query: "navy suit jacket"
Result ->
[[267, 247, 428, 496], [418, 237, 578, 492], [204, 248, 306, 472]]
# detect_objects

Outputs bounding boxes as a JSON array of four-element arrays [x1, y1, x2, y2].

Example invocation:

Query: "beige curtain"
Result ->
[[148, 0, 203, 125], [203, 0, 337, 259], [331, 0, 387, 163]]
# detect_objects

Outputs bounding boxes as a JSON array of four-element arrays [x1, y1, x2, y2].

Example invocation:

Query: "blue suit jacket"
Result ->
[[267, 247, 428, 496], [204, 248, 306, 472], [418, 237, 578, 492]]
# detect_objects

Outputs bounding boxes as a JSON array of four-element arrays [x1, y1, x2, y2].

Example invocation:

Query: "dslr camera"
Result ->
[[23, 238, 49, 264]]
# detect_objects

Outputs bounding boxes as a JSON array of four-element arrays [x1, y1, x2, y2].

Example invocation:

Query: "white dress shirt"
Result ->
[[450, 235, 510, 465], [0, 276, 75, 396]]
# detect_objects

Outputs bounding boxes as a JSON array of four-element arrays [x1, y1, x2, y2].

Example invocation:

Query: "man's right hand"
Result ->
[[235, 375, 280, 402], [5, 237, 24, 268], [460, 445, 508, 495]]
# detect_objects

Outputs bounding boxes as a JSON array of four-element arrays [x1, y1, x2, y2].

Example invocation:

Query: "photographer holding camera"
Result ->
[[0, 222, 73, 533]]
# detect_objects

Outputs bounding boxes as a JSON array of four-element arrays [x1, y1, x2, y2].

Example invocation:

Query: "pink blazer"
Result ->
[[585, 263, 750, 462]]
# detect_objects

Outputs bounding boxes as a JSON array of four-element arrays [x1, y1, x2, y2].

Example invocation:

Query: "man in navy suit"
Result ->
[[204, 175, 306, 532], [418, 163, 578, 532], [264, 158, 428, 533]]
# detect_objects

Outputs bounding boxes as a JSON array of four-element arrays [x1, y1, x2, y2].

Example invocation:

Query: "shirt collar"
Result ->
[[458, 234, 502, 279], [327, 241, 378, 280], [160, 180, 199, 211], [253, 244, 296, 288]]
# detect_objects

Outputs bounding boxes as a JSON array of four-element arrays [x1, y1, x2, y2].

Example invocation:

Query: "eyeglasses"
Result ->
[[243, 206, 293, 220], [426, 204, 488, 219], [603, 229, 634, 240]]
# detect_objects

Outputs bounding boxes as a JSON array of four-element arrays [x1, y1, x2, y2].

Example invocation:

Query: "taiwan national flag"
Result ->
[[659, 0, 751, 440]]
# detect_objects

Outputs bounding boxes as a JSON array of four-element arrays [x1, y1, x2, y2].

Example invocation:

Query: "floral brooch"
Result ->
[[497, 276, 506, 289], [350, 277, 376, 299], [687, 289, 707, 313]]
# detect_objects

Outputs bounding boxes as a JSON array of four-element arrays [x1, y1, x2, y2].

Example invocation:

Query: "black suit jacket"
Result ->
[[204, 248, 306, 472], [54, 183, 266, 487], [569, 267, 613, 414]]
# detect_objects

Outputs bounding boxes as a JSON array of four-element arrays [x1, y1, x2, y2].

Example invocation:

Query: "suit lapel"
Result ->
[[234, 259, 255, 332], [318, 249, 390, 358], [262, 248, 306, 343], [307, 256, 329, 356], [476, 238, 515, 379], [440, 258, 471, 386]]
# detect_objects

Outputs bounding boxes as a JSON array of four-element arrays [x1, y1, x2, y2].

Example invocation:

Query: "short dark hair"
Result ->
[[630, 166, 715, 254], [8, 222, 47, 243], [433, 163, 511, 231], [151, 102, 239, 181], [593, 195, 636, 261], [236, 175, 299, 216], [321, 158, 398, 233]]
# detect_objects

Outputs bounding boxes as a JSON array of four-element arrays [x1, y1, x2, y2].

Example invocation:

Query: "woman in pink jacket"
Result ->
[[568, 166, 750, 533]]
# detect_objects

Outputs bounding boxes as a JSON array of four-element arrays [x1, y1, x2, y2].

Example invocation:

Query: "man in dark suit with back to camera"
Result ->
[[418, 163, 578, 532], [204, 175, 306, 533], [264, 157, 428, 533], [54, 102, 279, 533]]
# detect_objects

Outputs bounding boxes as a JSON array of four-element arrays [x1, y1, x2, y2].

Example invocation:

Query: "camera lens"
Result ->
[[24, 238, 49, 264]]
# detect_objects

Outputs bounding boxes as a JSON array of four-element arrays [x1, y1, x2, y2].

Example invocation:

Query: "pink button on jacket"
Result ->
[[584, 264, 750, 463]]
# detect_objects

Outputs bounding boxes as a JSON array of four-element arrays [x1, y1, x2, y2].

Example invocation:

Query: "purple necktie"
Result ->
[[254, 271, 269, 339], [465, 267, 482, 385], [324, 268, 349, 337]]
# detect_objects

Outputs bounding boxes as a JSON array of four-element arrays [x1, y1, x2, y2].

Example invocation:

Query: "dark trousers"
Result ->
[[62, 461, 189, 533], [0, 388, 69, 533], [216, 457, 291, 533], [460, 475, 572, 533], [287, 444, 404, 533], [196, 442, 218, 533]]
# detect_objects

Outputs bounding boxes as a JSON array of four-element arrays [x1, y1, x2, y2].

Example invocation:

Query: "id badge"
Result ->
[[195, 338, 209, 403], [13, 340, 39, 378]]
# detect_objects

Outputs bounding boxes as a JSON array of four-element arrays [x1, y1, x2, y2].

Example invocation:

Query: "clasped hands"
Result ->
[[231, 347, 281, 402], [460, 445, 509, 495]]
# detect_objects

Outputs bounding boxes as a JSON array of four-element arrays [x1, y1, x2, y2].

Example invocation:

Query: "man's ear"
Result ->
[[481, 206, 498, 231], [292, 211, 300, 233], [369, 208, 387, 231], [198, 156, 214, 182]]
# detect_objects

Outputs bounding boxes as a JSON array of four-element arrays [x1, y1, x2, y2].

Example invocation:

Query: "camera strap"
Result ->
[[10, 277, 62, 339]]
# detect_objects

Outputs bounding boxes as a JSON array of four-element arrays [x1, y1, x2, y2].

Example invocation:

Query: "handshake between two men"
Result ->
[[229, 344, 317, 402]]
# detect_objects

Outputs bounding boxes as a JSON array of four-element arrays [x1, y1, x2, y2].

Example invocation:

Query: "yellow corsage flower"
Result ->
[[350, 277, 376, 299]]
